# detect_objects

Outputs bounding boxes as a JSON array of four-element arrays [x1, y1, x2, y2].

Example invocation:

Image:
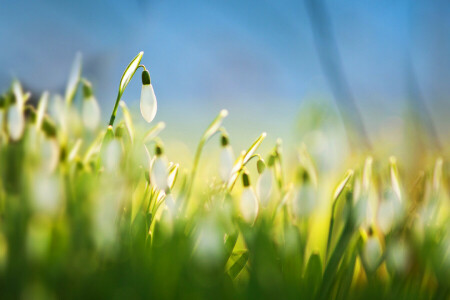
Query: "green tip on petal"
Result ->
[[142, 70, 151, 85]]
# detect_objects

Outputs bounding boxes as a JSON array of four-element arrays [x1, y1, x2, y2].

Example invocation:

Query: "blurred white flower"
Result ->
[[377, 189, 404, 234], [103, 140, 122, 173], [140, 83, 157, 123], [363, 236, 382, 272], [7, 103, 24, 141], [32, 174, 61, 215], [151, 153, 169, 190], [219, 145, 234, 182], [292, 184, 315, 218], [240, 187, 259, 223], [194, 219, 223, 266], [256, 169, 273, 207], [387, 240, 410, 274], [82, 96, 101, 130]]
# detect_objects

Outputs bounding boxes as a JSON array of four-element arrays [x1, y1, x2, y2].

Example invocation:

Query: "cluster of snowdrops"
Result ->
[[0, 52, 448, 299]]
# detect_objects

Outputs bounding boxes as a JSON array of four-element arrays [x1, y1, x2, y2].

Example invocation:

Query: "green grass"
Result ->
[[0, 53, 448, 299]]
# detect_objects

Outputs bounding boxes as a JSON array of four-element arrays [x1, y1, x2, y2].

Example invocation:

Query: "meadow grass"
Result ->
[[0, 53, 448, 299]]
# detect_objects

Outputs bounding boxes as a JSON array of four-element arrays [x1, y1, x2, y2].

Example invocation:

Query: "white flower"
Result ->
[[7, 103, 24, 141], [103, 140, 122, 173], [363, 236, 382, 272], [292, 184, 315, 218], [82, 96, 101, 130], [140, 84, 157, 123], [151, 155, 169, 190], [377, 189, 403, 234], [219, 146, 234, 182], [256, 169, 273, 207], [387, 240, 410, 274], [240, 187, 259, 223]]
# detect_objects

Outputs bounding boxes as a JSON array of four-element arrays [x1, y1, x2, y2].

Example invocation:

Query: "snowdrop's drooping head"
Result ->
[[140, 69, 157, 123], [240, 171, 259, 224], [81, 79, 101, 131], [150, 144, 169, 191], [219, 133, 234, 182], [256, 158, 274, 207]]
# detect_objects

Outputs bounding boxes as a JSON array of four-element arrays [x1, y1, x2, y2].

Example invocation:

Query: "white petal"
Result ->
[[82, 96, 101, 130], [377, 199, 394, 234], [140, 84, 157, 123], [240, 188, 259, 223], [7, 104, 24, 141], [150, 156, 169, 190], [104, 140, 122, 172], [363, 237, 382, 271], [256, 169, 273, 206], [219, 146, 234, 182], [292, 184, 315, 218]]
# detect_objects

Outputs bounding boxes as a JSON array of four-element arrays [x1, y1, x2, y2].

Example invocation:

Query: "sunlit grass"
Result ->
[[0, 52, 448, 299]]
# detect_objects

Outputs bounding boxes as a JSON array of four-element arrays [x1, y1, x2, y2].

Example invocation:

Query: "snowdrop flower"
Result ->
[[150, 144, 169, 190], [292, 171, 315, 218], [81, 80, 101, 130], [256, 159, 274, 207], [140, 69, 157, 123], [240, 171, 259, 224], [386, 239, 410, 274], [8, 82, 25, 141], [103, 140, 122, 173], [377, 188, 403, 234], [363, 234, 382, 272], [219, 133, 234, 182]]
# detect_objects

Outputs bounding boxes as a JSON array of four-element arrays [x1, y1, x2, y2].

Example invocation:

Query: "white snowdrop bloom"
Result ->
[[140, 70, 157, 123], [256, 169, 274, 207], [377, 189, 404, 234], [219, 145, 234, 182], [82, 96, 101, 130], [292, 184, 315, 218], [354, 195, 373, 228], [363, 236, 382, 272], [240, 187, 259, 224], [377, 199, 395, 234], [32, 174, 61, 215], [195, 220, 223, 266], [103, 140, 122, 173], [39, 138, 60, 174], [150, 149, 169, 191], [7, 104, 24, 141], [387, 240, 410, 274]]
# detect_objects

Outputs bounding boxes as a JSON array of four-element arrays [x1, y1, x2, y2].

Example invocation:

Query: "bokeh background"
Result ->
[[1, 0, 450, 160]]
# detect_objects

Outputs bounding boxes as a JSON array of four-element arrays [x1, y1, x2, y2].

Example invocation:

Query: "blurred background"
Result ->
[[1, 0, 450, 162]]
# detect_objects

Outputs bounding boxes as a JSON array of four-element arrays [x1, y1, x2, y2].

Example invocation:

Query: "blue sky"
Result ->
[[1, 0, 449, 148]]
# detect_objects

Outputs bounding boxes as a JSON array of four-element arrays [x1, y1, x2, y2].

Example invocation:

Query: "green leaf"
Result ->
[[119, 101, 135, 143], [389, 156, 402, 201], [228, 250, 249, 279], [36, 91, 49, 130], [326, 169, 354, 261], [65, 52, 82, 104], [332, 169, 354, 202], [167, 163, 179, 189], [303, 253, 322, 298], [118, 51, 143, 98], [202, 109, 228, 142], [227, 132, 267, 189], [223, 231, 239, 265], [143, 122, 166, 143]]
